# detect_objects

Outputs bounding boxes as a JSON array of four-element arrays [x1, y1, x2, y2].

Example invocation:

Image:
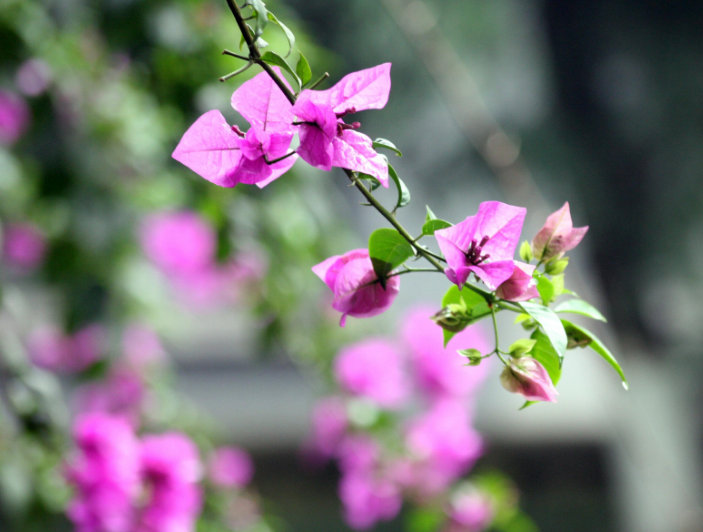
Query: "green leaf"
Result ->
[[425, 205, 437, 222], [551, 274, 565, 297], [529, 330, 562, 385], [372, 138, 402, 157], [295, 52, 312, 86], [267, 12, 295, 57], [358, 173, 381, 191], [421, 219, 452, 236], [554, 299, 607, 322], [260, 51, 301, 90], [388, 163, 410, 211], [560, 320, 628, 389], [518, 302, 568, 361], [536, 275, 554, 305], [249, 0, 269, 37], [404, 506, 445, 532], [441, 285, 490, 346], [508, 339, 537, 357], [368, 229, 413, 287]]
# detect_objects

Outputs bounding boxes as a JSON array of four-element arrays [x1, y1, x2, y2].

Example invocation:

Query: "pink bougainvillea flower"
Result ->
[[531, 202, 588, 261], [495, 262, 538, 302], [122, 324, 166, 369], [2, 222, 46, 272], [435, 201, 526, 290], [16, 58, 52, 97], [140, 211, 216, 277], [172, 69, 297, 188], [207, 446, 254, 489], [312, 249, 400, 327], [339, 470, 402, 530], [405, 399, 483, 494], [308, 396, 349, 458], [445, 489, 494, 532], [137, 433, 203, 532], [65, 413, 141, 532], [0, 90, 30, 145], [74, 368, 145, 427], [292, 63, 391, 186], [402, 307, 490, 400], [28, 324, 105, 373], [500, 357, 558, 403], [334, 338, 410, 409]]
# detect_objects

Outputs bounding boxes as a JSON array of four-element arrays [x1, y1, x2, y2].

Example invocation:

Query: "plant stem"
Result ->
[[490, 305, 508, 365], [265, 151, 297, 165], [387, 268, 439, 278]]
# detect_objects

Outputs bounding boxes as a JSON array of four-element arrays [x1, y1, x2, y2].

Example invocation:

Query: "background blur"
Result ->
[[1, 0, 703, 531]]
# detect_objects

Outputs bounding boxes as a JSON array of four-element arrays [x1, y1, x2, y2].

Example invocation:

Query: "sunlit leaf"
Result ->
[[554, 299, 607, 322], [295, 51, 312, 86], [267, 11, 295, 57], [368, 228, 413, 287], [421, 219, 452, 236], [518, 302, 567, 360], [260, 51, 301, 90]]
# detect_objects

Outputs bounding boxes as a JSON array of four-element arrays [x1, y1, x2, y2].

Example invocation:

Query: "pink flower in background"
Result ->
[[339, 470, 402, 530], [405, 400, 483, 495], [531, 202, 588, 261], [122, 324, 166, 369], [445, 490, 494, 532], [0, 90, 30, 145], [309, 397, 348, 458], [16, 58, 52, 96], [74, 369, 145, 427], [435, 201, 525, 290], [292, 63, 391, 186], [495, 262, 538, 302], [140, 211, 216, 277], [208, 447, 254, 489], [173, 70, 297, 188], [28, 324, 105, 373], [2, 222, 46, 271], [402, 307, 490, 400], [313, 249, 400, 327], [65, 413, 140, 532], [334, 339, 409, 409], [500, 357, 558, 403], [137, 433, 203, 532]]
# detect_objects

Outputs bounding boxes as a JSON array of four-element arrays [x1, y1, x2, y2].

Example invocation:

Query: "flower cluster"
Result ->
[[307, 306, 493, 530], [28, 324, 106, 373], [173, 65, 391, 188]]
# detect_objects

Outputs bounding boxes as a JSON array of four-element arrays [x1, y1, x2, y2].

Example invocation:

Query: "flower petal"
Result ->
[[230, 68, 295, 134], [297, 123, 334, 171], [332, 130, 389, 186], [315, 63, 392, 113]]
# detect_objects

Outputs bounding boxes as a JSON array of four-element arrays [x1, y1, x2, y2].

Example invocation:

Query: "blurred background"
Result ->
[[1, 0, 703, 531]]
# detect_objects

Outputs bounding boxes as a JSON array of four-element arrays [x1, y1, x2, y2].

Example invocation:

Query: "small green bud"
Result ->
[[458, 348, 483, 365], [508, 339, 537, 357], [432, 305, 471, 333], [519, 240, 533, 262], [545, 257, 569, 275], [566, 328, 592, 349]]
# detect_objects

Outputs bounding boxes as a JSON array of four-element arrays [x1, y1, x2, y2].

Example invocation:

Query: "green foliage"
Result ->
[[519, 240, 533, 262], [440, 285, 490, 346], [422, 219, 452, 236], [508, 338, 537, 357], [295, 51, 312, 86], [267, 11, 295, 57], [260, 50, 301, 90], [518, 302, 568, 360], [388, 163, 411, 212], [249, 0, 269, 37], [372, 138, 403, 157], [368, 228, 414, 287], [554, 299, 607, 322]]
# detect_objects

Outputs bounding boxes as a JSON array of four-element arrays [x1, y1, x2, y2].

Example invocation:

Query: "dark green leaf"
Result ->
[[440, 285, 490, 346], [267, 11, 295, 57], [295, 52, 312, 86], [425, 205, 437, 222], [554, 299, 607, 322], [421, 219, 452, 236], [368, 229, 413, 287], [358, 173, 381, 191], [536, 275, 554, 305], [388, 163, 410, 211], [372, 138, 402, 157], [518, 302, 568, 360], [249, 0, 268, 36], [260, 51, 301, 90], [560, 320, 628, 389]]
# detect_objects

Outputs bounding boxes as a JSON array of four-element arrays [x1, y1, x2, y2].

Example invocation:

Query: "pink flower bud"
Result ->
[[495, 262, 538, 302], [2, 222, 46, 272], [531, 202, 588, 261], [207, 446, 254, 489], [500, 357, 558, 403]]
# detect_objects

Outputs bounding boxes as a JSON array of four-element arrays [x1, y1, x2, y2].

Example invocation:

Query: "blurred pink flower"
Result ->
[[312, 249, 400, 327], [137, 433, 203, 532], [2, 222, 46, 271], [292, 64, 391, 185], [207, 447, 254, 489], [140, 211, 216, 277], [495, 262, 538, 302], [405, 400, 483, 495], [28, 324, 105, 373], [402, 307, 490, 400], [65, 413, 141, 532], [122, 324, 166, 369], [339, 470, 402, 530], [0, 90, 30, 145], [309, 396, 348, 458], [74, 368, 145, 427], [435, 201, 525, 290], [445, 490, 494, 532], [15, 58, 51, 97], [532, 202, 588, 261], [500, 357, 558, 403], [334, 338, 410, 409]]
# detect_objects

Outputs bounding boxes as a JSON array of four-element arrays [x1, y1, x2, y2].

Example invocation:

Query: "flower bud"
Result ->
[[519, 240, 533, 262], [508, 339, 536, 358], [457, 348, 483, 366], [431, 304, 471, 333], [499, 357, 558, 403], [545, 257, 569, 275]]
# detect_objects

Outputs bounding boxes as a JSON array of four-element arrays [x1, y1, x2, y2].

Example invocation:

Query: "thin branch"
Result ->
[[220, 61, 254, 82], [265, 151, 297, 165], [222, 49, 250, 61], [307, 72, 330, 90]]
